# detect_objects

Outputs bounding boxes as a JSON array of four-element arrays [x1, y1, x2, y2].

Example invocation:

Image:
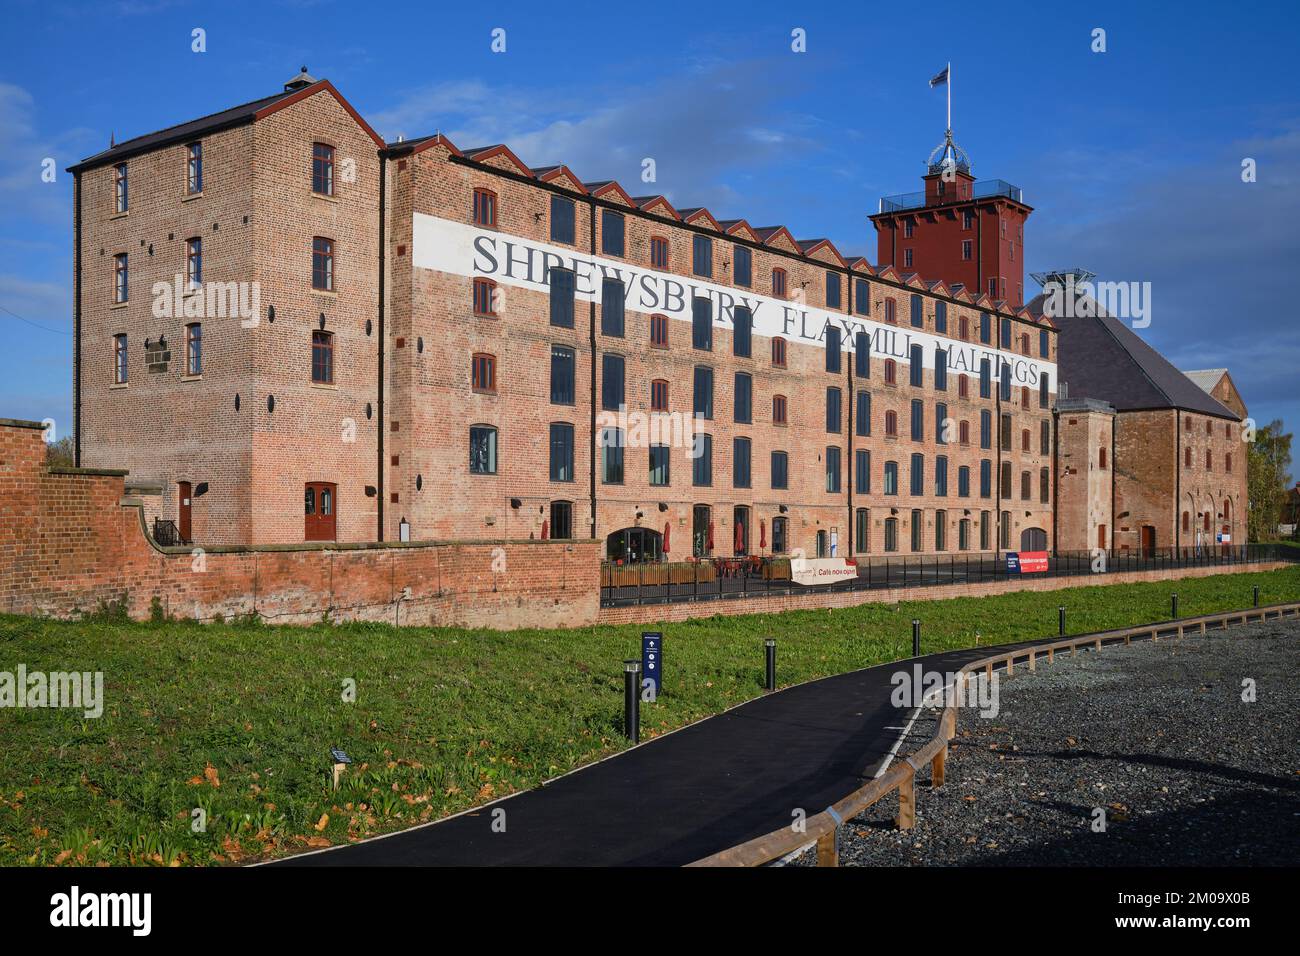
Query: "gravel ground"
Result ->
[[795, 616, 1300, 866]]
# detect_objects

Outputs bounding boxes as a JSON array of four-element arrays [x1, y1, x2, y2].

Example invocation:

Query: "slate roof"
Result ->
[[1026, 292, 1237, 419]]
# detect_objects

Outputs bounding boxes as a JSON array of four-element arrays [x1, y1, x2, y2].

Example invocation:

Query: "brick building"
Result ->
[[69, 70, 1061, 558]]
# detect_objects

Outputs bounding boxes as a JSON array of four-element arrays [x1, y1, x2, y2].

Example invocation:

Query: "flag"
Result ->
[[929, 66, 949, 88]]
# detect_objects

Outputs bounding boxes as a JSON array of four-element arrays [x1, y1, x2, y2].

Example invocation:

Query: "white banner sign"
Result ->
[[412, 213, 1057, 386]]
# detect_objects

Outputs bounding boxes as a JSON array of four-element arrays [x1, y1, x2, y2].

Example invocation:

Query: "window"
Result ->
[[772, 336, 787, 368], [1021, 386, 1030, 409], [980, 410, 992, 449], [1001, 511, 1012, 549], [979, 313, 991, 345], [114, 163, 128, 213], [884, 461, 899, 495], [692, 234, 712, 277], [473, 277, 497, 316], [311, 330, 334, 384], [854, 278, 870, 316], [1206, 448, 1213, 470], [856, 508, 870, 553], [1000, 317, 1012, 349], [772, 268, 787, 298], [885, 410, 898, 436], [904, 219, 915, 238], [549, 268, 575, 327], [734, 372, 753, 423], [979, 358, 991, 398], [904, 249, 914, 268], [692, 433, 713, 486], [959, 518, 970, 550], [935, 510, 947, 550], [826, 271, 841, 309], [1040, 420, 1051, 455], [113, 333, 128, 384], [601, 427, 625, 483], [1040, 467, 1050, 503], [651, 379, 669, 412], [910, 399, 924, 440], [692, 297, 712, 350], [856, 449, 871, 494], [855, 331, 870, 377], [1226, 452, 1233, 473], [825, 325, 841, 372], [1000, 414, 1012, 451], [1185, 446, 1192, 467], [980, 459, 992, 498], [958, 374, 969, 399], [963, 210, 973, 230], [734, 245, 752, 287], [961, 239, 972, 260], [911, 510, 923, 552], [551, 500, 573, 540], [910, 345, 924, 386], [469, 426, 498, 475], [772, 515, 788, 553], [910, 294, 923, 327], [1020, 470, 1031, 500], [910, 453, 924, 495], [649, 444, 670, 486], [935, 301, 947, 334], [185, 237, 202, 289], [769, 393, 789, 427], [311, 237, 334, 291], [551, 195, 576, 244], [885, 298, 896, 324], [935, 402, 948, 444], [1206, 420, 1212, 436], [959, 420, 970, 445], [601, 209, 625, 256], [935, 456, 949, 496], [1099, 447, 1108, 469], [1000, 362, 1012, 402], [733, 306, 752, 357], [885, 359, 897, 385], [856, 391, 871, 437], [958, 465, 970, 497], [1183, 511, 1191, 533], [601, 354, 625, 411], [185, 323, 201, 376], [733, 438, 752, 488], [186, 142, 202, 193], [550, 423, 574, 482], [472, 352, 496, 392], [826, 447, 842, 493], [1020, 332, 1029, 354], [601, 278, 625, 337], [1000, 461, 1012, 498], [826, 387, 842, 433], [312, 143, 335, 195], [472, 188, 497, 227], [1039, 329, 1049, 358], [693, 366, 714, 419], [650, 236, 669, 269], [1021, 428, 1030, 452], [981, 511, 991, 550], [650, 313, 669, 348], [550, 345, 575, 404], [934, 349, 947, 390], [885, 517, 899, 551], [771, 450, 789, 489], [113, 253, 129, 303]]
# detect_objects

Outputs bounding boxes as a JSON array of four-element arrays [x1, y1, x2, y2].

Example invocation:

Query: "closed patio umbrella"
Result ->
[[735, 520, 745, 554], [760, 518, 767, 551], [541, 519, 549, 540], [707, 520, 715, 552], [663, 522, 671, 555]]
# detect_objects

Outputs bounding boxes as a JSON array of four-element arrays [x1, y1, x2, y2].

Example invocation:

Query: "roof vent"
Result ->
[[284, 66, 316, 91]]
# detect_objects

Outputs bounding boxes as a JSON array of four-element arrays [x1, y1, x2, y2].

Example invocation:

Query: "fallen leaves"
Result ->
[[313, 813, 330, 832]]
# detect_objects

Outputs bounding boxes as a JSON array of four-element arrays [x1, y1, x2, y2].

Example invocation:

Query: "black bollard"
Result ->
[[1253, 586, 1259, 608], [1171, 593, 1179, 619], [912, 619, 921, 658], [764, 639, 776, 692], [1058, 605, 1066, 636], [623, 660, 641, 743]]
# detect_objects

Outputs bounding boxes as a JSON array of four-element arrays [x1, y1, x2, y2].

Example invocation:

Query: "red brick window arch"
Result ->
[[472, 188, 497, 227], [473, 277, 497, 317], [471, 352, 496, 393], [773, 394, 788, 425], [771, 336, 787, 368], [772, 268, 787, 298], [650, 378, 669, 412]]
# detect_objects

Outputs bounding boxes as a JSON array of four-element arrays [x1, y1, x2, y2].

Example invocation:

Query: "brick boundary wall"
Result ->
[[1, 419, 598, 629], [598, 561, 1294, 626]]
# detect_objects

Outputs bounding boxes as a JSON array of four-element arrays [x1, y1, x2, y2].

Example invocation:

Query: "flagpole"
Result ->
[[947, 61, 952, 133]]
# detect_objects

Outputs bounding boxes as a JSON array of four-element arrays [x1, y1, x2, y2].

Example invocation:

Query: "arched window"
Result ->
[[650, 379, 669, 412], [472, 187, 497, 227], [473, 277, 497, 316], [885, 358, 897, 385], [885, 409, 898, 436], [1021, 428, 1030, 451], [311, 330, 334, 384], [772, 268, 787, 298], [773, 394, 788, 425], [771, 336, 787, 368], [471, 352, 497, 392]]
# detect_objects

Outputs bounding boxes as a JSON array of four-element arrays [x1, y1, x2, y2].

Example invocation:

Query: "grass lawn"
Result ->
[[2, 565, 1297, 866]]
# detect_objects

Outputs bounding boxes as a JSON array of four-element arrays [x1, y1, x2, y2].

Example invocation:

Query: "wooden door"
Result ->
[[178, 481, 192, 543], [304, 482, 337, 541], [1140, 525, 1156, 558]]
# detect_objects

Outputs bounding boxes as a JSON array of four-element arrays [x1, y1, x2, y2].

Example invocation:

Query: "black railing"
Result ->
[[599, 544, 1296, 608], [152, 518, 190, 547]]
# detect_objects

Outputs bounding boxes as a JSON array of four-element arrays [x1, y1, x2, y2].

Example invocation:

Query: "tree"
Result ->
[[1247, 419, 1293, 541], [45, 435, 75, 468]]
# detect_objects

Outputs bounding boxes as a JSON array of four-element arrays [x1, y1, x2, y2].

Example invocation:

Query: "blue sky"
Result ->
[[2, 0, 1297, 437]]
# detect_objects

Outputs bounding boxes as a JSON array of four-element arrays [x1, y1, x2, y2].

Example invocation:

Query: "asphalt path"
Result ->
[[272, 627, 1129, 867]]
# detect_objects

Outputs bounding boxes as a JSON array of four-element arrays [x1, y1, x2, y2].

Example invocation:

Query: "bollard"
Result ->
[[912, 619, 921, 658], [623, 660, 641, 743], [764, 638, 776, 692], [1171, 593, 1179, 619], [1058, 605, 1066, 636], [1253, 586, 1259, 608]]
